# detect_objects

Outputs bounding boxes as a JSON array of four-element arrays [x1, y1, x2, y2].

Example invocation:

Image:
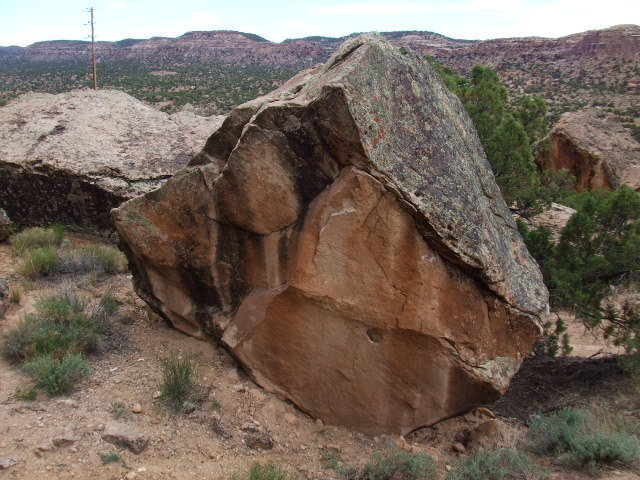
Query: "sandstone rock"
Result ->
[[452, 442, 466, 453], [131, 403, 143, 414], [52, 432, 79, 447], [538, 109, 640, 192], [528, 203, 576, 243], [465, 419, 508, 451], [102, 421, 149, 453], [0, 90, 224, 232], [112, 34, 547, 435], [0, 209, 13, 242], [0, 457, 18, 469]]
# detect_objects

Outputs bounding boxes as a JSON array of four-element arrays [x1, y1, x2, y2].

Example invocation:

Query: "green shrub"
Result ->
[[448, 448, 544, 480], [19, 247, 62, 279], [563, 432, 640, 471], [359, 451, 436, 480], [527, 408, 640, 471], [63, 244, 127, 275], [1, 291, 108, 360], [24, 353, 91, 394], [100, 451, 121, 464], [15, 385, 38, 401], [159, 354, 203, 413], [322, 450, 435, 480], [231, 463, 296, 480], [11, 226, 64, 254]]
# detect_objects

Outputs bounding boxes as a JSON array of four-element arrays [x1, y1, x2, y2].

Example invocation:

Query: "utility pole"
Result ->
[[90, 7, 98, 90]]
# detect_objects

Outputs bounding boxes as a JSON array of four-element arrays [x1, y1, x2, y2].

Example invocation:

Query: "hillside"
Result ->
[[0, 25, 638, 120]]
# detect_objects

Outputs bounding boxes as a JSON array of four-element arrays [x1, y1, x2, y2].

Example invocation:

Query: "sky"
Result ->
[[0, 0, 639, 47]]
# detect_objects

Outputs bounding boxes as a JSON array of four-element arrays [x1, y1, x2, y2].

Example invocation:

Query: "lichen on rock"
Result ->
[[112, 34, 548, 435]]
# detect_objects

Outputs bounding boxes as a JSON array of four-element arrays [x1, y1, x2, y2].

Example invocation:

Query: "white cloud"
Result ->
[[186, 11, 221, 31]]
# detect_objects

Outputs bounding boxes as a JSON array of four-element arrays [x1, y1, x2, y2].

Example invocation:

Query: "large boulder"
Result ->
[[538, 109, 640, 192], [112, 35, 548, 435], [0, 90, 224, 232]]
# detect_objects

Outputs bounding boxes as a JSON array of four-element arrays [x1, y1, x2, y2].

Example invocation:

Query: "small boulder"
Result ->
[[52, 433, 79, 447], [0, 457, 18, 469], [465, 419, 507, 450], [102, 421, 149, 454]]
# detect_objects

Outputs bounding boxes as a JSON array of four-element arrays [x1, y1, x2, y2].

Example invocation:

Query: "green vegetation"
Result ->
[[10, 225, 64, 254], [518, 185, 640, 361], [323, 450, 436, 480], [19, 247, 62, 279], [527, 408, 640, 472], [1, 289, 117, 395], [24, 353, 91, 395], [430, 61, 568, 215], [100, 452, 121, 464], [110, 401, 126, 420], [158, 354, 204, 413], [447, 448, 544, 480], [0, 59, 296, 115], [17, 243, 127, 280], [231, 463, 297, 480], [15, 385, 38, 401]]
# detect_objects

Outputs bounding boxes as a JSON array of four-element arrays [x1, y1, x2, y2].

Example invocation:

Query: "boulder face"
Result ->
[[0, 90, 224, 232], [112, 34, 548, 435], [538, 110, 640, 192]]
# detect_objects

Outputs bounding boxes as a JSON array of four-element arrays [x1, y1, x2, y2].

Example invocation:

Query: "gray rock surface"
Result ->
[[102, 421, 149, 453], [0, 90, 224, 231], [113, 34, 548, 435]]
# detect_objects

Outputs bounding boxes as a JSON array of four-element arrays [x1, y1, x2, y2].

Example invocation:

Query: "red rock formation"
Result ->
[[112, 35, 547, 435]]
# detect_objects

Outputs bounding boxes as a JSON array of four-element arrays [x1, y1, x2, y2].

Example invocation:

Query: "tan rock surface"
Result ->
[[113, 34, 548, 434], [538, 109, 640, 192]]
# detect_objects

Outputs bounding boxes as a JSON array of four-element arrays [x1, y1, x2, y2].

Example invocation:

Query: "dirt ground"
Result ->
[[0, 234, 638, 480]]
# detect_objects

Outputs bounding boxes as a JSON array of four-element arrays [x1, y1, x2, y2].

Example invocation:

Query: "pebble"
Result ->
[[452, 442, 466, 453], [131, 403, 143, 414], [124, 472, 138, 479], [283, 413, 297, 425], [0, 442, 6, 449], [152, 391, 162, 399]]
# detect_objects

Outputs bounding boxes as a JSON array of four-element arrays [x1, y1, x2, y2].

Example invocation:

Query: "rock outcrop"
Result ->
[[112, 35, 548, 435], [0, 90, 224, 231], [537, 110, 640, 192]]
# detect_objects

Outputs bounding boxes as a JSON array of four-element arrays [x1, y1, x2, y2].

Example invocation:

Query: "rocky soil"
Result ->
[[0, 235, 637, 480]]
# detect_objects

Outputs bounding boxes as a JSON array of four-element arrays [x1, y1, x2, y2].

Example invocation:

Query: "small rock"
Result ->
[[0, 442, 7, 448], [445, 465, 452, 472], [53, 433, 79, 447], [38, 441, 55, 452], [131, 404, 143, 414], [245, 431, 274, 450], [452, 442, 466, 453], [208, 450, 217, 459], [183, 402, 197, 414], [472, 407, 496, 419], [465, 419, 507, 451], [209, 413, 232, 439], [152, 391, 162, 399], [283, 413, 297, 425], [0, 457, 18, 469], [125, 472, 138, 480], [315, 418, 323, 427], [102, 421, 149, 454], [240, 422, 260, 433]]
